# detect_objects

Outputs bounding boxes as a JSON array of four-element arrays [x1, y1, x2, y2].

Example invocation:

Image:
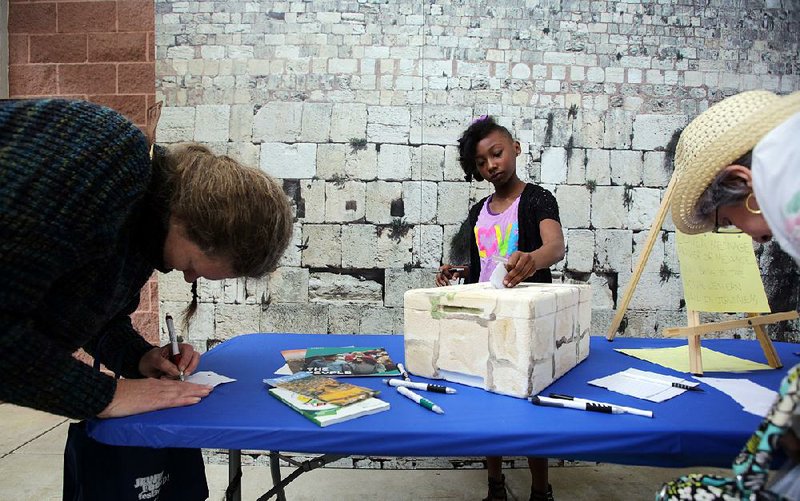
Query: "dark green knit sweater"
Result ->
[[0, 99, 168, 419]]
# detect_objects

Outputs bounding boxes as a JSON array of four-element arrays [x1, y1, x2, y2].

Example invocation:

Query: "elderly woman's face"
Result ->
[[163, 218, 237, 283], [716, 200, 773, 244]]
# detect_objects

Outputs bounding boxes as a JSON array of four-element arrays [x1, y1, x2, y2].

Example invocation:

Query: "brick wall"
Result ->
[[7, 0, 160, 345], [155, 0, 800, 347]]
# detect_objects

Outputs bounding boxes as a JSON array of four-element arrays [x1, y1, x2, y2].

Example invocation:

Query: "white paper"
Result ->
[[185, 371, 236, 388], [490, 262, 507, 289], [274, 363, 293, 375], [588, 368, 696, 402], [693, 376, 777, 417]]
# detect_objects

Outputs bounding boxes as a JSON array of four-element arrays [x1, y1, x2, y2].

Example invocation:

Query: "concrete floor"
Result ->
[[0, 402, 730, 500]]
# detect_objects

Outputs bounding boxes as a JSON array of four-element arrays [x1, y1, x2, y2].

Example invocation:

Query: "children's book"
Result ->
[[279, 346, 401, 377], [264, 372, 389, 427], [264, 371, 379, 406]]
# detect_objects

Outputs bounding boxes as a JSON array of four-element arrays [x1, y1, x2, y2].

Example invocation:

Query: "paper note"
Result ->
[[616, 346, 773, 373], [694, 376, 777, 417], [588, 368, 695, 402], [185, 371, 236, 387], [675, 232, 770, 313]]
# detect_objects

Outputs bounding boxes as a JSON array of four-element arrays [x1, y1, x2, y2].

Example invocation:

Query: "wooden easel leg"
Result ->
[[606, 176, 677, 340], [748, 313, 783, 369], [687, 310, 703, 375]]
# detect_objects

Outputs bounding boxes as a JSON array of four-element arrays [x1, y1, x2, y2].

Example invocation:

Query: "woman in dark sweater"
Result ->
[[0, 99, 293, 420]]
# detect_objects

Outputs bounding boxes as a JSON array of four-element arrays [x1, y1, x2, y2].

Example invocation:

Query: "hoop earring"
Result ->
[[745, 193, 762, 215]]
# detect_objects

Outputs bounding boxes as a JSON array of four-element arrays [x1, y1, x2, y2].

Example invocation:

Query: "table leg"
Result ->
[[269, 451, 287, 501], [225, 449, 242, 501]]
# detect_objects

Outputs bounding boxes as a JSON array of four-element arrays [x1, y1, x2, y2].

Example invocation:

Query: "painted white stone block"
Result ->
[[404, 282, 591, 398]]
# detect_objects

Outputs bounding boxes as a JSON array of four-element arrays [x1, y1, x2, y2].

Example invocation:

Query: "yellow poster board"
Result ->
[[675, 232, 770, 313], [616, 346, 772, 373]]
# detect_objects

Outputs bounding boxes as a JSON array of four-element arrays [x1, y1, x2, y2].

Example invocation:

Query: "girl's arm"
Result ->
[[503, 219, 565, 287]]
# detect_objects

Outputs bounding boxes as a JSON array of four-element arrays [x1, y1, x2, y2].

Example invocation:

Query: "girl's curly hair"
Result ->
[[457, 115, 514, 182]]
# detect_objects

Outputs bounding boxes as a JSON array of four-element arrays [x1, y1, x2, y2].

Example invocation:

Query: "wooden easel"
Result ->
[[606, 175, 794, 375], [663, 310, 794, 374]]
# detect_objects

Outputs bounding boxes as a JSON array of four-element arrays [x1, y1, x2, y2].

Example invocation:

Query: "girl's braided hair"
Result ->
[[456, 115, 514, 182]]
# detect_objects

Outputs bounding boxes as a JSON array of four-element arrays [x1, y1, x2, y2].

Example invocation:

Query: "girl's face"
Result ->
[[163, 218, 237, 283], [474, 130, 521, 186]]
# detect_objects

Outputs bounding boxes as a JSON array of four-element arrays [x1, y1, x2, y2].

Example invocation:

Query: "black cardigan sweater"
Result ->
[[0, 99, 168, 419], [466, 183, 561, 284]]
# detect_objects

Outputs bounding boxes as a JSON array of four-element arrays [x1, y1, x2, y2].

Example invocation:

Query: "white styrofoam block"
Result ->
[[404, 282, 591, 398]]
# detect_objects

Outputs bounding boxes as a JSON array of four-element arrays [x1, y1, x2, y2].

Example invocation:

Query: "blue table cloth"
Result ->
[[88, 334, 799, 468]]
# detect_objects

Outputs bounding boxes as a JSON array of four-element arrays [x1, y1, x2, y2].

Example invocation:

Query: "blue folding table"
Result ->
[[88, 334, 799, 500]]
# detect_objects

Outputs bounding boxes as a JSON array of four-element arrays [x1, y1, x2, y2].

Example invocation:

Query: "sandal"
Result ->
[[482, 474, 507, 501], [530, 483, 554, 501]]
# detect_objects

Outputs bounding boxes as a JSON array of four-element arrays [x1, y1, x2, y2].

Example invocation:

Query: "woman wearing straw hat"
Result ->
[[658, 90, 800, 500]]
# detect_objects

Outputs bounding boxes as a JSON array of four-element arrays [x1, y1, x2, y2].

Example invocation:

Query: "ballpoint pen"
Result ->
[[165, 314, 184, 381], [433, 266, 467, 274], [623, 371, 703, 392], [548, 393, 653, 418], [532, 395, 653, 418], [397, 386, 444, 414], [397, 363, 412, 382], [383, 378, 457, 394]]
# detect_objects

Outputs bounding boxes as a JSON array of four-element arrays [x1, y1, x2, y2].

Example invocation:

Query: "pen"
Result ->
[[548, 393, 653, 418], [433, 267, 467, 274], [623, 372, 703, 392], [383, 378, 457, 394], [397, 363, 411, 382], [531, 395, 654, 418], [165, 314, 184, 381], [396, 386, 444, 414]]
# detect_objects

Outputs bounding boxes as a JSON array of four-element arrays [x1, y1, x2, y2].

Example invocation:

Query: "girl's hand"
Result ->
[[436, 265, 468, 287], [504, 251, 537, 288]]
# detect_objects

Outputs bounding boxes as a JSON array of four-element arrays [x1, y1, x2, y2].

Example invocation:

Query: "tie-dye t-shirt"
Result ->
[[475, 195, 520, 282]]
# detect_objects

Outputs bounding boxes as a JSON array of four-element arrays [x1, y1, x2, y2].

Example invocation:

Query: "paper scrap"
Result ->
[[185, 371, 236, 388], [616, 346, 773, 373], [588, 368, 694, 402], [490, 262, 507, 289], [274, 363, 293, 375], [694, 376, 777, 417]]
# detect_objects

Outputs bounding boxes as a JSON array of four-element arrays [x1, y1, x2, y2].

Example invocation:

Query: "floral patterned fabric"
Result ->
[[656, 363, 800, 501]]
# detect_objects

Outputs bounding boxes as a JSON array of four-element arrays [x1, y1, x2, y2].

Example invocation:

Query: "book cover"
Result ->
[[280, 346, 401, 377], [264, 372, 379, 406], [267, 387, 390, 427]]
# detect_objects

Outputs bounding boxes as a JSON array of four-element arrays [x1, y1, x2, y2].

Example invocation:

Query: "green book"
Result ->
[[264, 372, 390, 427]]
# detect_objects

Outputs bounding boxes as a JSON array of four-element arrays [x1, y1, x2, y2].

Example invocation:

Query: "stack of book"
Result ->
[[263, 372, 390, 427]]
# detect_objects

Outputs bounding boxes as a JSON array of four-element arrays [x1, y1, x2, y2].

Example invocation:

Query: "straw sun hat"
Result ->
[[670, 90, 800, 234]]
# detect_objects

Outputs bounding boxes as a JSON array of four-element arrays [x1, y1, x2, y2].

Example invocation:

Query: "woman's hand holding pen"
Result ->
[[139, 343, 200, 380], [96, 344, 209, 418], [97, 378, 213, 418], [435, 265, 468, 287]]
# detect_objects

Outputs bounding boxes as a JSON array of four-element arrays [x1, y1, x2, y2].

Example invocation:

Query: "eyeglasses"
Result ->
[[712, 208, 743, 234]]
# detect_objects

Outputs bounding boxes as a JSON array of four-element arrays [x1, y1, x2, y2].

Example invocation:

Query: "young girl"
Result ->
[[436, 115, 565, 501]]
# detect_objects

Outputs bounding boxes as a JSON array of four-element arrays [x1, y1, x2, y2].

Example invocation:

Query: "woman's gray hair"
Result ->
[[693, 151, 753, 222]]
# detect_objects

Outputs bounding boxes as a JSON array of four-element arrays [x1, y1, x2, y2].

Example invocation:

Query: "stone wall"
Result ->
[[155, 0, 800, 349]]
